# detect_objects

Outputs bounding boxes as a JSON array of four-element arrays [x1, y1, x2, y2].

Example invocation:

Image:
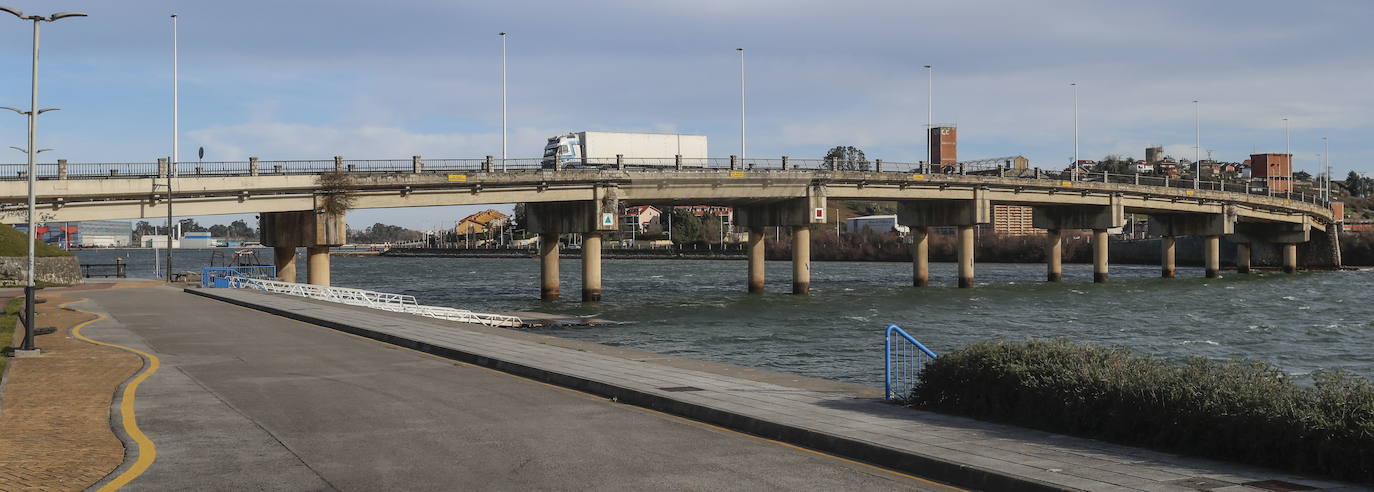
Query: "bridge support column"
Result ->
[[274, 247, 297, 282], [747, 227, 765, 293], [792, 226, 811, 295], [912, 226, 929, 287], [1283, 243, 1298, 274], [1161, 236, 1177, 278], [1045, 229, 1062, 282], [540, 232, 560, 301], [1236, 244, 1252, 274], [1204, 235, 1221, 278], [307, 246, 330, 286], [1092, 228, 1109, 283], [582, 232, 601, 302], [261, 210, 344, 284], [957, 225, 975, 288]]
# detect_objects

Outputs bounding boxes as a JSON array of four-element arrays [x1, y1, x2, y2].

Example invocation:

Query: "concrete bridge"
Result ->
[[0, 156, 1337, 301]]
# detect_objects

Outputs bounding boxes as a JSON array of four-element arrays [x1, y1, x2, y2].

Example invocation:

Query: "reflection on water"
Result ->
[[76, 248, 1374, 386]]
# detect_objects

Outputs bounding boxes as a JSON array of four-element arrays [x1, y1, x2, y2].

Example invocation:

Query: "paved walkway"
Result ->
[[0, 286, 145, 492], [189, 287, 1366, 492], [76, 286, 952, 491]]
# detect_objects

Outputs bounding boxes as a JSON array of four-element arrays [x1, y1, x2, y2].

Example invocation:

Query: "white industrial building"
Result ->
[[846, 215, 909, 236]]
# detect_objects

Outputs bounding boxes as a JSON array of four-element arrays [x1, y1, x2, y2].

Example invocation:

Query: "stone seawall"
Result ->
[[0, 256, 81, 286]]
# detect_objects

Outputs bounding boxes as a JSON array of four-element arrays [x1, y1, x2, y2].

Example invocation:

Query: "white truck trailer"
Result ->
[[541, 131, 708, 169]]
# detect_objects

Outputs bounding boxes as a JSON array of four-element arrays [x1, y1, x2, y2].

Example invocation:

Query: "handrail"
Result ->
[[885, 324, 937, 401], [201, 266, 277, 287], [222, 276, 523, 328]]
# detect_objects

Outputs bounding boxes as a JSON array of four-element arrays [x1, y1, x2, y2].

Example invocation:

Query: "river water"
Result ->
[[77, 248, 1374, 386]]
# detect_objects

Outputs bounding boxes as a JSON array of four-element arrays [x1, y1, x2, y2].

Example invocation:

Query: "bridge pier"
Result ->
[[912, 226, 929, 287], [957, 225, 975, 288], [792, 226, 811, 294], [1033, 200, 1124, 284], [260, 210, 345, 285], [1161, 236, 1177, 278], [1045, 229, 1062, 282], [1236, 244, 1252, 274], [274, 247, 297, 282], [1150, 211, 1235, 279], [307, 246, 330, 286], [1283, 243, 1298, 274], [747, 227, 765, 293], [524, 187, 621, 302], [582, 232, 602, 302], [1204, 235, 1221, 278], [1092, 229, 1109, 283], [897, 198, 989, 288], [539, 232, 560, 301]]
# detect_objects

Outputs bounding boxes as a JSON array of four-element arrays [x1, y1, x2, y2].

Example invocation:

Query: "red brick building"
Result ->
[[929, 126, 957, 171], [1249, 153, 1292, 193]]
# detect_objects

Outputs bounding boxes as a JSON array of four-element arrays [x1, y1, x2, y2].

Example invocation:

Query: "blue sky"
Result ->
[[1, 0, 1370, 229]]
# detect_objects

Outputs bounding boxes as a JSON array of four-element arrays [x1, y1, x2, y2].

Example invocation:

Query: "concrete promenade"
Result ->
[[184, 287, 1364, 492], [75, 286, 950, 491]]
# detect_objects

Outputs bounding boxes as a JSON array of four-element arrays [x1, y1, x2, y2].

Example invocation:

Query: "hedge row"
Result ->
[[906, 339, 1374, 483]]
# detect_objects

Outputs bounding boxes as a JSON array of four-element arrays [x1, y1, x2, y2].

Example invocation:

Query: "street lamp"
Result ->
[[0, 5, 86, 354], [737, 48, 745, 163], [1283, 117, 1290, 199], [924, 65, 932, 173], [168, 14, 178, 282], [1193, 100, 1200, 190], [499, 32, 507, 171], [1071, 83, 1078, 182]]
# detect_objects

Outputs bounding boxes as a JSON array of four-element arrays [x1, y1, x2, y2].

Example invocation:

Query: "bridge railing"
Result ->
[[200, 265, 278, 288], [885, 324, 938, 401], [0, 157, 1335, 207]]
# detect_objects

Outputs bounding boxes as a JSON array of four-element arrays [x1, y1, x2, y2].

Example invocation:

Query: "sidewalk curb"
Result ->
[[186, 288, 1070, 492]]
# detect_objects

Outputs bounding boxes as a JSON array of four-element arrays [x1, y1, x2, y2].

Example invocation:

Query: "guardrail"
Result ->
[[885, 324, 938, 401], [221, 276, 523, 327], [0, 156, 1336, 207], [200, 266, 278, 287]]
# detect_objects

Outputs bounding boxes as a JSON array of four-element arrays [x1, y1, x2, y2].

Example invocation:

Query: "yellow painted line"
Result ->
[[447, 174, 468, 182], [65, 300, 160, 491], [728, 170, 745, 178], [910, 174, 927, 181]]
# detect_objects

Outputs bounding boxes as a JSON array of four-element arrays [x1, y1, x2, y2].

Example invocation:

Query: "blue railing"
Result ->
[[885, 324, 938, 401], [201, 266, 277, 288]]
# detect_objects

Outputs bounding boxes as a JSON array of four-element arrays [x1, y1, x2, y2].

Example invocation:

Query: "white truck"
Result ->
[[541, 131, 708, 169]]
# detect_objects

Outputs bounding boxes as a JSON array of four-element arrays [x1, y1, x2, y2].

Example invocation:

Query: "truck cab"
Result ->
[[541, 134, 582, 169]]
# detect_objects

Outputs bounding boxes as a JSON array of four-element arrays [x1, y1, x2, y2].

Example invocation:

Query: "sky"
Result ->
[[0, 0, 1370, 230]]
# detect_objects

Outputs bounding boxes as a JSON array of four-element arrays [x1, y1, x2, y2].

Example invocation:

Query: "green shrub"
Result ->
[[908, 339, 1374, 483], [0, 224, 72, 257]]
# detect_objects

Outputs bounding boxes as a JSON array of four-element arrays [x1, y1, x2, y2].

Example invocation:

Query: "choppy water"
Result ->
[[77, 248, 1374, 386]]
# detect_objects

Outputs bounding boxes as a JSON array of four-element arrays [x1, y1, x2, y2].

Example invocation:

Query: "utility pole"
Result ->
[[924, 65, 932, 174], [1071, 83, 1079, 182]]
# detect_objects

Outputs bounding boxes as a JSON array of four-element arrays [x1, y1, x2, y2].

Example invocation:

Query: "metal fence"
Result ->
[[200, 266, 278, 288], [221, 276, 523, 327], [884, 324, 938, 401]]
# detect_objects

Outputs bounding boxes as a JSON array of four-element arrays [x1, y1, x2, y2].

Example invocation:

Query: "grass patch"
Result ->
[[906, 339, 1374, 483], [0, 224, 72, 257], [0, 297, 24, 377]]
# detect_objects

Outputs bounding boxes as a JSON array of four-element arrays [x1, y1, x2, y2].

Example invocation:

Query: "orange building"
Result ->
[[1249, 153, 1292, 193], [455, 209, 508, 234], [929, 126, 957, 171]]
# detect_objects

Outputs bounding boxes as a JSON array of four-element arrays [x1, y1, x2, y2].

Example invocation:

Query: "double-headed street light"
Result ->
[[1, 5, 86, 354]]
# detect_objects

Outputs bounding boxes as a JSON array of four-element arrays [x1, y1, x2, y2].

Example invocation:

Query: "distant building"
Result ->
[[140, 235, 181, 249], [1145, 146, 1164, 163], [991, 205, 1037, 236], [23, 220, 132, 248], [620, 205, 661, 233], [180, 231, 220, 248], [847, 215, 908, 236], [1128, 162, 1155, 174], [929, 126, 957, 171], [456, 209, 508, 234], [1250, 153, 1292, 193], [673, 205, 734, 225]]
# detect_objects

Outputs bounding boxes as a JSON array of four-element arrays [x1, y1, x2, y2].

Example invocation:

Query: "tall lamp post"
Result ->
[[737, 48, 745, 163], [924, 64, 932, 173], [168, 14, 178, 282], [1283, 117, 1290, 199], [1193, 100, 1200, 189], [499, 32, 507, 171], [0, 5, 86, 354], [1323, 136, 1330, 203], [1071, 83, 1078, 182]]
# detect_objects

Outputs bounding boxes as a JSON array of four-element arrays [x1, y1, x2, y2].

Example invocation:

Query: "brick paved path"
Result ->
[[0, 288, 144, 492]]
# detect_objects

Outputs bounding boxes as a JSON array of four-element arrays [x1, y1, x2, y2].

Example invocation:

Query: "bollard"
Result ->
[[334, 156, 344, 173], [412, 155, 423, 173], [157, 157, 169, 178], [249, 156, 259, 176], [57, 159, 67, 180]]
